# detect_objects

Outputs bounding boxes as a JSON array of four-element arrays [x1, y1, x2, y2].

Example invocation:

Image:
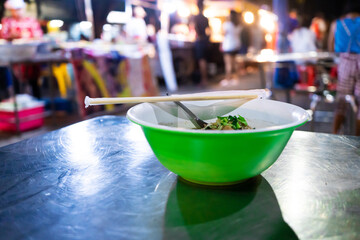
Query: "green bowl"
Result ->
[[127, 99, 310, 186]]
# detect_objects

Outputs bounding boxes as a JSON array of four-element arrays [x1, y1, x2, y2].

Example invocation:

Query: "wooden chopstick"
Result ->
[[85, 94, 259, 108]]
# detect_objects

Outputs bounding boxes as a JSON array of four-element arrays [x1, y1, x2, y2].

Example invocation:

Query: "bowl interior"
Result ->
[[127, 99, 310, 133]]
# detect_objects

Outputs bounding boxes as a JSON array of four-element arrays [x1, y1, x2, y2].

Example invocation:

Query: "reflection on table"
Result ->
[[0, 116, 359, 239]]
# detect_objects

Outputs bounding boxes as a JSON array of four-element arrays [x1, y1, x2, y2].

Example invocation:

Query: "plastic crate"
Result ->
[[0, 105, 44, 132]]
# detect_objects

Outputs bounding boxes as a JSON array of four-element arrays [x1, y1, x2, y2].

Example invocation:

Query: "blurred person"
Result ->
[[275, 9, 298, 53], [1, 0, 42, 40], [221, 10, 242, 81], [328, 1, 360, 135], [189, 0, 210, 86], [310, 12, 327, 50], [0, 0, 43, 99], [239, 12, 251, 55], [248, 15, 265, 54], [288, 9, 299, 34], [289, 16, 317, 54], [238, 12, 251, 76], [272, 7, 301, 91], [289, 16, 316, 87], [124, 6, 148, 43]]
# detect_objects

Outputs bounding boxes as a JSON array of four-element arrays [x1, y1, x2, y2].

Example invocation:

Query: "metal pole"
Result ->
[[273, 0, 289, 53]]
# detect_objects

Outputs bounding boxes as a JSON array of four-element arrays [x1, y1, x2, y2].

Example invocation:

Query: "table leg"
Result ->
[[47, 63, 57, 125], [345, 95, 358, 135], [258, 63, 266, 89], [285, 89, 291, 103], [8, 64, 21, 134], [310, 94, 321, 132]]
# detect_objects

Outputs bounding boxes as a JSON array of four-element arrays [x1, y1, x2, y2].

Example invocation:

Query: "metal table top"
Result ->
[[0, 116, 359, 240]]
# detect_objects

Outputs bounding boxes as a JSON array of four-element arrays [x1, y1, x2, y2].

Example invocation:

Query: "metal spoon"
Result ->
[[165, 93, 207, 129], [172, 100, 208, 129]]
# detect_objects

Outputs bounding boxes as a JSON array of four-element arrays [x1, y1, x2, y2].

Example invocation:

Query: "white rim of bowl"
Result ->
[[126, 104, 311, 134]]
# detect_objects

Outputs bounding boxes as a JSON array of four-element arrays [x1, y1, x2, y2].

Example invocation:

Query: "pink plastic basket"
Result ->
[[0, 105, 44, 132]]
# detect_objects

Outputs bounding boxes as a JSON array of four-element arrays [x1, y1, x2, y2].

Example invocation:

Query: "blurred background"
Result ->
[[0, 0, 358, 147]]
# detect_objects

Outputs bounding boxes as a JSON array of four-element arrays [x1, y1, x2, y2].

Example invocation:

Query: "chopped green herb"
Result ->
[[203, 115, 252, 130]]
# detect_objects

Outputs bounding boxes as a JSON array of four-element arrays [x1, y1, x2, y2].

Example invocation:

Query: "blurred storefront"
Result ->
[[0, 0, 281, 132]]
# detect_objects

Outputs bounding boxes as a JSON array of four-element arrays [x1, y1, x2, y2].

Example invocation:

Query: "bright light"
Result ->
[[0, 24, 2, 30], [103, 24, 112, 31], [258, 9, 277, 33], [147, 24, 155, 36], [258, 9, 267, 16], [209, 18, 222, 32], [256, 49, 275, 62], [260, 49, 274, 55], [258, 9, 277, 20], [49, 19, 64, 28], [326, 93, 335, 102], [209, 18, 223, 42], [107, 11, 131, 24], [106, 0, 131, 24], [260, 15, 275, 32], [65, 122, 106, 197], [203, 7, 230, 18], [190, 4, 199, 15], [163, 2, 177, 14], [178, 6, 190, 18], [309, 51, 317, 57], [243, 11, 254, 24], [204, 8, 216, 18], [265, 33, 273, 42], [204, 8, 229, 18], [80, 21, 92, 30]]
